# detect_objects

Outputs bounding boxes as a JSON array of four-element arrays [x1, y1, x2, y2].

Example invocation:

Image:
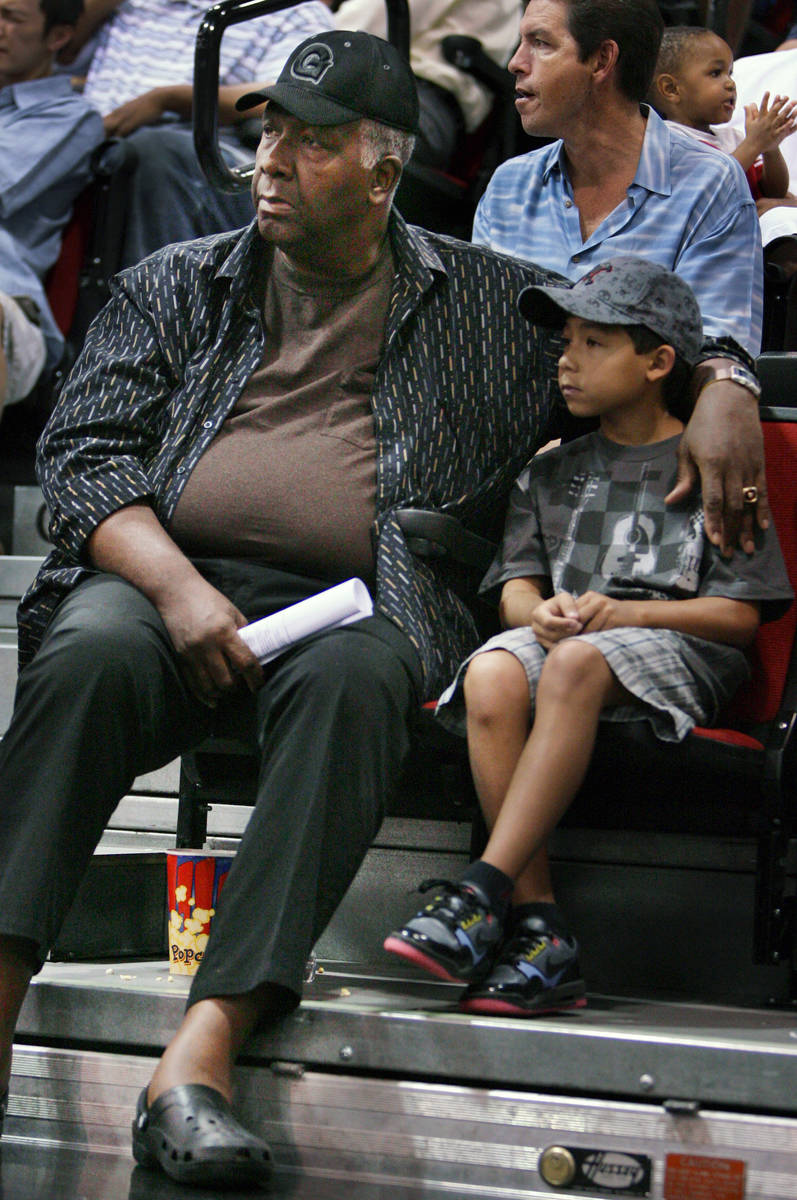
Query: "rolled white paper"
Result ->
[[238, 578, 373, 665]]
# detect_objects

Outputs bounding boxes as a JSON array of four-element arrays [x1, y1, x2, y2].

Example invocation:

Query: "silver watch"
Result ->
[[700, 364, 762, 401]]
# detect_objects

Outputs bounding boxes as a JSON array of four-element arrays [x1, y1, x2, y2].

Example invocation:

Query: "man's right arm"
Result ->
[[38, 270, 262, 704], [87, 504, 263, 706], [102, 83, 266, 136]]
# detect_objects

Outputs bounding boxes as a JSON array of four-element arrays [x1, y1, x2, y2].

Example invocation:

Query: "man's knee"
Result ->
[[259, 621, 419, 755], [128, 126, 190, 178], [31, 575, 169, 687], [299, 623, 416, 713], [0, 292, 46, 409]]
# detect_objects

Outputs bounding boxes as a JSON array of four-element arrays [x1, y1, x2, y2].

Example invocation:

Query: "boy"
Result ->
[[384, 257, 793, 1016]]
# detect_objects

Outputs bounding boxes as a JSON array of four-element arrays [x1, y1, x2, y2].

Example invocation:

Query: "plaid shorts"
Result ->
[[436, 625, 750, 743]]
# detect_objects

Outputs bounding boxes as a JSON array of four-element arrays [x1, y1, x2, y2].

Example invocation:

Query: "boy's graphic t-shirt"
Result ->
[[480, 432, 792, 621]]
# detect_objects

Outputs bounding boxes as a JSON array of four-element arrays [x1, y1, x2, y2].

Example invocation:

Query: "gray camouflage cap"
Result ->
[[518, 256, 703, 364]]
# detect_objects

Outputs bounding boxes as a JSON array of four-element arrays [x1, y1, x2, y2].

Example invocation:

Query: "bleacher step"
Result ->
[[7, 965, 797, 1197]]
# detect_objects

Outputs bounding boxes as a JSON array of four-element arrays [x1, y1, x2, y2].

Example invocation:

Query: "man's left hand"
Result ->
[[666, 377, 770, 556]]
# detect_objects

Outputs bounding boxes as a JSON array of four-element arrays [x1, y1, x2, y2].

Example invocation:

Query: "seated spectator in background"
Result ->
[[385, 258, 792, 1016], [651, 26, 797, 277], [474, 0, 768, 555], [0, 0, 103, 419], [59, 0, 333, 267], [332, 0, 520, 170], [476, 0, 762, 358]]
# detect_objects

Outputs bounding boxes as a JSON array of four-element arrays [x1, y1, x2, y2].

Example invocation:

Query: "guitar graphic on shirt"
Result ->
[[600, 464, 657, 578]]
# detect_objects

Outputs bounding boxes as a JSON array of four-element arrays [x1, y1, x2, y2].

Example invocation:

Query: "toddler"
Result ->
[[651, 25, 797, 202]]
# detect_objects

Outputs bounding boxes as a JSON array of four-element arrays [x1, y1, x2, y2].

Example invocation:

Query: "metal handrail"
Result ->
[[193, 0, 410, 193]]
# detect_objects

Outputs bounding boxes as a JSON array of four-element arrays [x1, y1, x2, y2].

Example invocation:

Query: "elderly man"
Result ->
[[0, 0, 103, 416], [475, 0, 770, 557], [0, 28, 775, 1190]]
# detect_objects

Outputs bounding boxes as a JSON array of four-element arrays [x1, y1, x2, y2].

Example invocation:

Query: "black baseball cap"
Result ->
[[235, 30, 420, 134]]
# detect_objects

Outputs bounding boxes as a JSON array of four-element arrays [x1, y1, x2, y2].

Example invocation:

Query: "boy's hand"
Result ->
[[531, 592, 582, 649], [743, 92, 797, 154], [575, 592, 634, 633]]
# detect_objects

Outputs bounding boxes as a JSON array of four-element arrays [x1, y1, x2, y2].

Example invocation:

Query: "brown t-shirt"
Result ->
[[170, 242, 395, 583]]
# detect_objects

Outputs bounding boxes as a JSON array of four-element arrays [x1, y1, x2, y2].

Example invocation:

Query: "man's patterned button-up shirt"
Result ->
[[22, 214, 560, 697]]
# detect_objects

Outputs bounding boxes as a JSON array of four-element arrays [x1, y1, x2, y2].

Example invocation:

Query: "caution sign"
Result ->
[[664, 1153, 746, 1199]]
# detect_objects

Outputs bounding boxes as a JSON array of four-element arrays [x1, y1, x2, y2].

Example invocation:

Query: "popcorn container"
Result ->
[[165, 849, 234, 975]]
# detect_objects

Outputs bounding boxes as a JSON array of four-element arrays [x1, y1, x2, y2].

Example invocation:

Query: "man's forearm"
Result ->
[[87, 501, 204, 612], [147, 84, 267, 125], [760, 150, 791, 199]]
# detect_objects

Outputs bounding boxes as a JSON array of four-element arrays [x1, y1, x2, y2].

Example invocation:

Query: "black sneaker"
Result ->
[[459, 912, 587, 1016], [383, 878, 505, 983]]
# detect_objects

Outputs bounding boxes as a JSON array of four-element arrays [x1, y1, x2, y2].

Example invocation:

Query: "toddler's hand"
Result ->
[[531, 592, 582, 649], [744, 92, 797, 154]]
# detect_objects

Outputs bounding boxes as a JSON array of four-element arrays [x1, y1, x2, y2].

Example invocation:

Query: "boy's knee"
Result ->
[[464, 650, 528, 721], [540, 639, 608, 699]]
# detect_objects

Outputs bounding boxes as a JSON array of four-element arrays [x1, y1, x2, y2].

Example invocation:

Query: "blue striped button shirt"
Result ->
[[82, 0, 334, 116], [21, 216, 560, 696], [473, 106, 763, 359]]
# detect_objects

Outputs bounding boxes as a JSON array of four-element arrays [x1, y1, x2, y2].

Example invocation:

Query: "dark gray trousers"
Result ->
[[0, 563, 421, 1006]]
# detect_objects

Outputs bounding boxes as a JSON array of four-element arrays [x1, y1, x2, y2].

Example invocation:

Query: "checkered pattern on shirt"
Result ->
[[481, 432, 793, 619], [484, 438, 703, 601]]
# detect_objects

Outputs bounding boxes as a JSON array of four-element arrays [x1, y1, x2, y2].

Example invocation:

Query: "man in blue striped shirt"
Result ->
[[475, 0, 768, 557]]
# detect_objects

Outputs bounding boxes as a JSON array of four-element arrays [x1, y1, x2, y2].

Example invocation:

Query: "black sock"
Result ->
[[512, 901, 571, 938], [461, 860, 513, 916]]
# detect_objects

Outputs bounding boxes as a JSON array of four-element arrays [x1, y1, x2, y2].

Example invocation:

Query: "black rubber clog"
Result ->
[[132, 1083, 273, 1190]]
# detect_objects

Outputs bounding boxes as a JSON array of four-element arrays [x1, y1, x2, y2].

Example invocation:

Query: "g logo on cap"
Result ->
[[290, 42, 335, 85]]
